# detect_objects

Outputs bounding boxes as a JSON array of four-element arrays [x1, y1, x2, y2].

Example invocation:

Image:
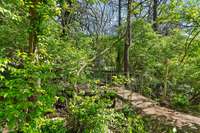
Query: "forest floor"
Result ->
[[112, 86, 200, 132]]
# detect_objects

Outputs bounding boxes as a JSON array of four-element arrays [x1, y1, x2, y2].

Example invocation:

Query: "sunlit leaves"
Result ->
[[0, 6, 21, 21]]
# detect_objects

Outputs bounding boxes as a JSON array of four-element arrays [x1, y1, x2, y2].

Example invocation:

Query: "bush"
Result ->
[[0, 51, 57, 130], [22, 118, 68, 133], [172, 94, 189, 107]]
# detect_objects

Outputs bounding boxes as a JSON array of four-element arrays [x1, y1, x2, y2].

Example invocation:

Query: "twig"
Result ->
[[179, 30, 200, 63]]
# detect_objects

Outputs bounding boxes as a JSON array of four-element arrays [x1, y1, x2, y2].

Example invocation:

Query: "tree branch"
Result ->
[[179, 30, 200, 63], [77, 34, 126, 76]]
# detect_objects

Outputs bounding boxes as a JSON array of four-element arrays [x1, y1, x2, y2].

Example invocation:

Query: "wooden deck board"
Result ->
[[113, 87, 200, 130]]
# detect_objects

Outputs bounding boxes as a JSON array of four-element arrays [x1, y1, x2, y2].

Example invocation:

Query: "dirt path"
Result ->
[[113, 87, 200, 131]]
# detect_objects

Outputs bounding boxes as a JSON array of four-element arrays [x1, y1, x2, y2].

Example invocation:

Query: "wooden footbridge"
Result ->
[[89, 69, 200, 132], [112, 86, 200, 132]]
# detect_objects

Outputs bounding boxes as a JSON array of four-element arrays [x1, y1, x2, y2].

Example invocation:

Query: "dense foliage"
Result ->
[[0, 0, 200, 132]]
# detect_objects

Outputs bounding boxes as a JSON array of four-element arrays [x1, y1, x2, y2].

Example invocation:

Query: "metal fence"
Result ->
[[89, 69, 153, 93]]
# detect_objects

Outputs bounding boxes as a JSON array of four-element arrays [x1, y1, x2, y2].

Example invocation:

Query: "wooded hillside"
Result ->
[[0, 0, 200, 132]]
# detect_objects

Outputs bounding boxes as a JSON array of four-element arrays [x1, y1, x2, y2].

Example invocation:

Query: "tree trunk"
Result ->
[[124, 0, 131, 78], [118, 0, 122, 26], [152, 0, 158, 31], [116, 0, 122, 72], [29, 0, 41, 88], [29, 0, 39, 54], [162, 58, 169, 101]]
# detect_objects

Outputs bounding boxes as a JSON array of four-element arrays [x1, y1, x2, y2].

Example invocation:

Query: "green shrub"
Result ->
[[22, 117, 68, 133], [0, 51, 57, 130], [172, 94, 189, 107], [68, 93, 116, 132]]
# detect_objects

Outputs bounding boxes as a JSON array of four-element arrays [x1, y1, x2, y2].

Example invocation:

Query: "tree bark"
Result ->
[[124, 0, 131, 78], [116, 0, 122, 72], [152, 0, 158, 31], [29, 0, 41, 88], [29, 0, 40, 54], [162, 58, 169, 101], [118, 0, 122, 26]]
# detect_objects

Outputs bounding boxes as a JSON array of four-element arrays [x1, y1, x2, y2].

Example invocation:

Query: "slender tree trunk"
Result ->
[[152, 0, 158, 31], [116, 0, 122, 72], [118, 0, 122, 26], [162, 59, 169, 101], [61, 11, 67, 35], [124, 0, 131, 78], [29, 0, 41, 89], [29, 0, 39, 54]]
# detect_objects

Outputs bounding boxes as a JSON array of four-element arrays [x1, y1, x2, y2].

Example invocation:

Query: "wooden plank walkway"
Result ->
[[113, 87, 200, 131]]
